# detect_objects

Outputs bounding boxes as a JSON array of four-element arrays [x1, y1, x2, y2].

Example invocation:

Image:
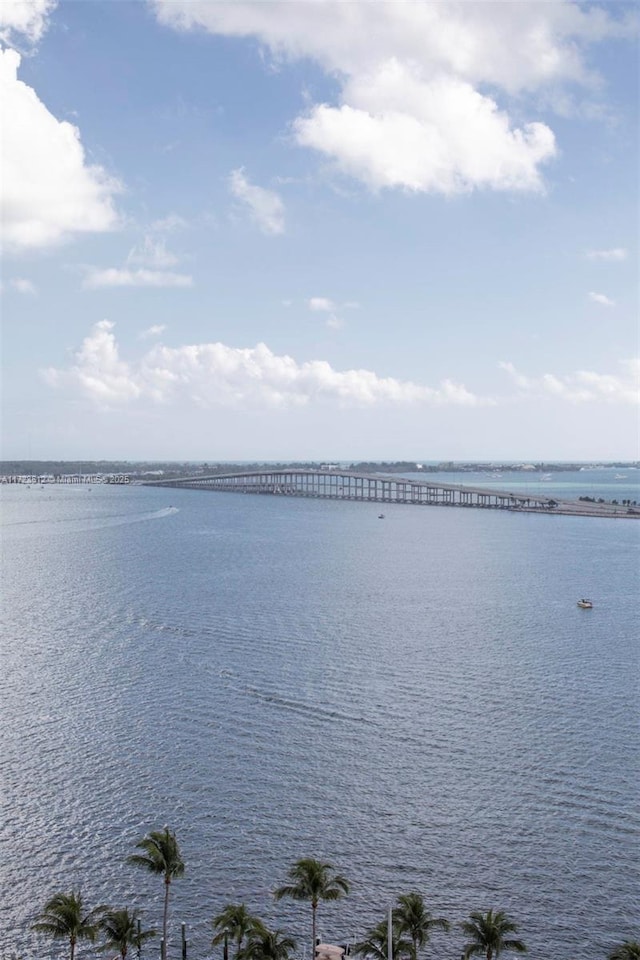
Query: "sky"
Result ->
[[1, 0, 638, 462]]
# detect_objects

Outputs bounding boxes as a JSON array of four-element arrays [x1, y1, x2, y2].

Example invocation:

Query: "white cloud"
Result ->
[[308, 296, 359, 328], [127, 214, 188, 266], [42, 321, 141, 404], [294, 68, 556, 194], [151, 0, 633, 195], [0, 0, 56, 46], [93, 216, 189, 285], [229, 168, 285, 235], [308, 297, 335, 312], [83, 268, 193, 289], [586, 247, 628, 261], [499, 359, 639, 404], [151, 2, 632, 91], [127, 236, 179, 269], [0, 48, 120, 252], [10, 277, 37, 295], [44, 321, 489, 410], [588, 291, 615, 307], [139, 324, 167, 340]]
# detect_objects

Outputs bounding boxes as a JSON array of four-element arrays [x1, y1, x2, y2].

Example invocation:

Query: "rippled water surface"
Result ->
[[1, 480, 639, 959]]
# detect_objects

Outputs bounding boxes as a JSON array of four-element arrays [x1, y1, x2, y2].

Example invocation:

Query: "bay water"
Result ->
[[1, 474, 638, 959]]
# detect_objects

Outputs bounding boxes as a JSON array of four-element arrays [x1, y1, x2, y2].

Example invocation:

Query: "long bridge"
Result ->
[[144, 468, 637, 518]]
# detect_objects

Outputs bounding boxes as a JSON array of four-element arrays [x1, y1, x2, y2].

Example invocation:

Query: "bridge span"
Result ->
[[144, 468, 573, 514], [144, 469, 640, 518]]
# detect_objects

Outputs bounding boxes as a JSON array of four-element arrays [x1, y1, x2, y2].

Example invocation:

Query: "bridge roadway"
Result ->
[[144, 469, 638, 518]]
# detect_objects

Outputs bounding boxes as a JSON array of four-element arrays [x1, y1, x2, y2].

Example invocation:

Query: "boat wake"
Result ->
[[219, 669, 374, 727], [86, 505, 180, 529], [2, 505, 179, 532]]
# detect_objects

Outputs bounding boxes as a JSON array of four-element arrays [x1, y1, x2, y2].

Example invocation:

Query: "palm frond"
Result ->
[[274, 885, 310, 902], [462, 946, 485, 960], [461, 909, 526, 958], [274, 859, 349, 902], [502, 940, 527, 954], [395, 891, 449, 953], [609, 943, 640, 960], [127, 828, 185, 879], [32, 892, 103, 947], [353, 916, 412, 960]]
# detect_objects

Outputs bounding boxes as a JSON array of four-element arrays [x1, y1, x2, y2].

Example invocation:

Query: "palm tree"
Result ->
[[394, 894, 449, 960], [99, 908, 156, 960], [275, 858, 349, 956], [353, 915, 412, 960], [212, 904, 264, 959], [127, 826, 184, 960], [240, 927, 296, 960], [461, 910, 526, 960], [32, 891, 105, 960], [609, 943, 640, 960]]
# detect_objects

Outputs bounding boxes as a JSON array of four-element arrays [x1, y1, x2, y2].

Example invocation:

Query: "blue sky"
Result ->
[[1, 0, 638, 461]]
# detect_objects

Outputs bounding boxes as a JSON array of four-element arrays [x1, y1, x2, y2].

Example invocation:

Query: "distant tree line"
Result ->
[[2, 460, 639, 480], [579, 496, 637, 508]]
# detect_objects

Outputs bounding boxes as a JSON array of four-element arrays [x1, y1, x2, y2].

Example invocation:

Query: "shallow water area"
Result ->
[[1, 478, 638, 959]]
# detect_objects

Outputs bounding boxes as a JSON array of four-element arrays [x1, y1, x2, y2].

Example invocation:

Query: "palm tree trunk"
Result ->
[[312, 902, 317, 959], [163, 877, 171, 960], [70, 936, 76, 960]]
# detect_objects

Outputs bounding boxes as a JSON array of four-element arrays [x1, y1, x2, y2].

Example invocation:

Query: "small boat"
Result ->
[[577, 599, 593, 609], [378, 513, 385, 519]]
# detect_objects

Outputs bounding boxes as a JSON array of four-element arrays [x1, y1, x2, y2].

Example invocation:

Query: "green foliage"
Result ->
[[274, 858, 349, 908], [240, 926, 296, 960], [26, 838, 635, 960], [274, 858, 349, 956], [32, 891, 106, 960], [461, 910, 526, 960], [609, 943, 640, 960], [99, 908, 156, 960], [212, 904, 265, 957], [127, 827, 185, 881], [353, 915, 413, 960], [128, 827, 184, 960], [394, 893, 449, 960]]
